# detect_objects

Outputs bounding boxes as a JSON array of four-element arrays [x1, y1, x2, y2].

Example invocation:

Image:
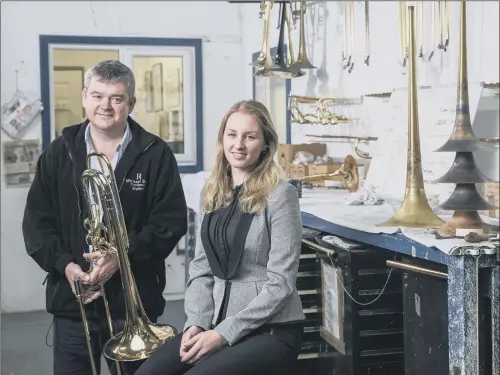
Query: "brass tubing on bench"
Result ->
[[386, 260, 448, 279]]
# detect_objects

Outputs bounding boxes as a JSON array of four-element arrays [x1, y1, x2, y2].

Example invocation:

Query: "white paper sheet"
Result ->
[[300, 188, 498, 255]]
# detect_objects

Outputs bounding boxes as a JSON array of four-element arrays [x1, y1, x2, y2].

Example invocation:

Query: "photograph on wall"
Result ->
[[2, 139, 41, 187], [1, 91, 43, 139]]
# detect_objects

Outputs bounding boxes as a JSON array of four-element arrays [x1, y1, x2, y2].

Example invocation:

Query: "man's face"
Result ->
[[82, 76, 136, 131]]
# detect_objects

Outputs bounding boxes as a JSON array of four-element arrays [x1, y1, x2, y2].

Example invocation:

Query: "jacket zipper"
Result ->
[[63, 141, 85, 253]]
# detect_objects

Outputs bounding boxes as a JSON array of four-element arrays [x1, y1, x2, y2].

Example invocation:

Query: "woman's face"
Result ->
[[223, 111, 265, 172]]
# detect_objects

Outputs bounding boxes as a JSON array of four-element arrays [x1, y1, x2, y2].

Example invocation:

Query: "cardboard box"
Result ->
[[307, 163, 343, 187], [288, 164, 309, 179], [277, 143, 327, 169], [483, 182, 499, 218]]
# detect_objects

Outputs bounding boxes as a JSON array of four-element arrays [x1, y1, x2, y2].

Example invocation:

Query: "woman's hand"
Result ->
[[180, 326, 203, 358], [180, 330, 226, 364]]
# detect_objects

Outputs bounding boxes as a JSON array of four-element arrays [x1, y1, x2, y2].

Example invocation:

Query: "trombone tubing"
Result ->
[[386, 260, 448, 279], [305, 134, 378, 141]]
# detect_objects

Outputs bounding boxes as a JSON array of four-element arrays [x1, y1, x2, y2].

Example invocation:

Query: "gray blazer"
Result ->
[[183, 180, 305, 345]]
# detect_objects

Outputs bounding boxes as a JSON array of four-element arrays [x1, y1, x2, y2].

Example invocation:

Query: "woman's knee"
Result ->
[[134, 335, 186, 375]]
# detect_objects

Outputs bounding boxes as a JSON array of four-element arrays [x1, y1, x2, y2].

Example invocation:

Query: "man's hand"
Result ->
[[82, 251, 120, 286], [180, 330, 227, 364], [180, 326, 203, 358], [64, 262, 101, 304]]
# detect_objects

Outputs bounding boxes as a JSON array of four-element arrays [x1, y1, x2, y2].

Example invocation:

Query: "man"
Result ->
[[22, 60, 188, 375]]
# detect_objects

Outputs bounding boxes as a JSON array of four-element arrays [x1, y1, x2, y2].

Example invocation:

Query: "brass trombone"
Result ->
[[252, 1, 276, 74], [293, 0, 316, 69], [77, 152, 177, 372]]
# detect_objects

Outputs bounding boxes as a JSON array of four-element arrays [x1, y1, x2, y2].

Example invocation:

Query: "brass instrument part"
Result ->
[[377, 6, 445, 229], [349, 0, 355, 72], [364, 0, 370, 66], [80, 153, 177, 364], [268, 2, 300, 77], [282, 2, 305, 78], [399, 1, 408, 67], [305, 134, 377, 159], [354, 138, 371, 159], [481, 82, 500, 89], [294, 0, 316, 69], [437, 1, 450, 52], [343, 1, 355, 72], [253, 1, 277, 76], [364, 92, 392, 99], [444, 0, 450, 49], [433, 0, 496, 237], [479, 137, 499, 144], [434, 2, 493, 153], [305, 134, 378, 142], [342, 1, 348, 65], [429, 1, 436, 61], [318, 98, 355, 125], [298, 154, 360, 193], [289, 95, 321, 124], [418, 1, 424, 58], [438, 0, 443, 50], [289, 95, 357, 125], [386, 260, 448, 280]]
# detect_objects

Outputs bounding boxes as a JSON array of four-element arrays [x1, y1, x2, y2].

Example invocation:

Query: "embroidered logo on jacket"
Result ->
[[125, 173, 146, 191]]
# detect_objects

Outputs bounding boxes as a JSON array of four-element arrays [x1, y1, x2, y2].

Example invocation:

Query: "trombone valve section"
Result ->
[[289, 95, 358, 125]]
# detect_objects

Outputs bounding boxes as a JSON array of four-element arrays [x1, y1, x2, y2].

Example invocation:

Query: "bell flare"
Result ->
[[103, 321, 177, 361], [438, 183, 496, 211], [434, 139, 494, 153], [376, 195, 445, 229], [433, 152, 494, 184], [292, 59, 316, 70]]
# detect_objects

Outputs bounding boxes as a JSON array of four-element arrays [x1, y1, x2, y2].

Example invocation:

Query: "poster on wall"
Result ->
[[2, 139, 41, 187], [1, 91, 43, 139]]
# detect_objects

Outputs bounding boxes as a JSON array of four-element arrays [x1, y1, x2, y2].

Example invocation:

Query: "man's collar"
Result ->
[[84, 121, 131, 152]]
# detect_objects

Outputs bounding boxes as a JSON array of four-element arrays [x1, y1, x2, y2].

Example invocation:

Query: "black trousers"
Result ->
[[134, 324, 303, 375], [53, 315, 147, 375]]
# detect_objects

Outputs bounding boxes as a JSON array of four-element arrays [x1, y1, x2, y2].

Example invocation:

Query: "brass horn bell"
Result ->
[[376, 6, 444, 229], [298, 154, 360, 193], [433, 0, 497, 235]]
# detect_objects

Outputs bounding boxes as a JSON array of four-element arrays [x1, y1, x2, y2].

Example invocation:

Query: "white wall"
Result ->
[[241, 0, 499, 191], [0, 1, 247, 313], [241, 1, 499, 97]]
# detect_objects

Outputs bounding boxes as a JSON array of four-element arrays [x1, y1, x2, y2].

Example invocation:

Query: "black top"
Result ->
[[206, 185, 244, 278], [21, 117, 188, 320]]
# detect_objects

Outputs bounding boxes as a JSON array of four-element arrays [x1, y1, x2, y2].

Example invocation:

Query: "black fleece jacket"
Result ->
[[22, 117, 187, 320]]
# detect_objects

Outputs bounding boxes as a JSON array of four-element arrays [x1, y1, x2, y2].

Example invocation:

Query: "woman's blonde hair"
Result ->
[[202, 99, 282, 214]]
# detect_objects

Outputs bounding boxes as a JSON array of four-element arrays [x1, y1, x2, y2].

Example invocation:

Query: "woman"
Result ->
[[135, 100, 305, 375]]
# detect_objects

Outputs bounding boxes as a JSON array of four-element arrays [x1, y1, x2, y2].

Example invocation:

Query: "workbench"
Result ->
[[300, 188, 499, 375]]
